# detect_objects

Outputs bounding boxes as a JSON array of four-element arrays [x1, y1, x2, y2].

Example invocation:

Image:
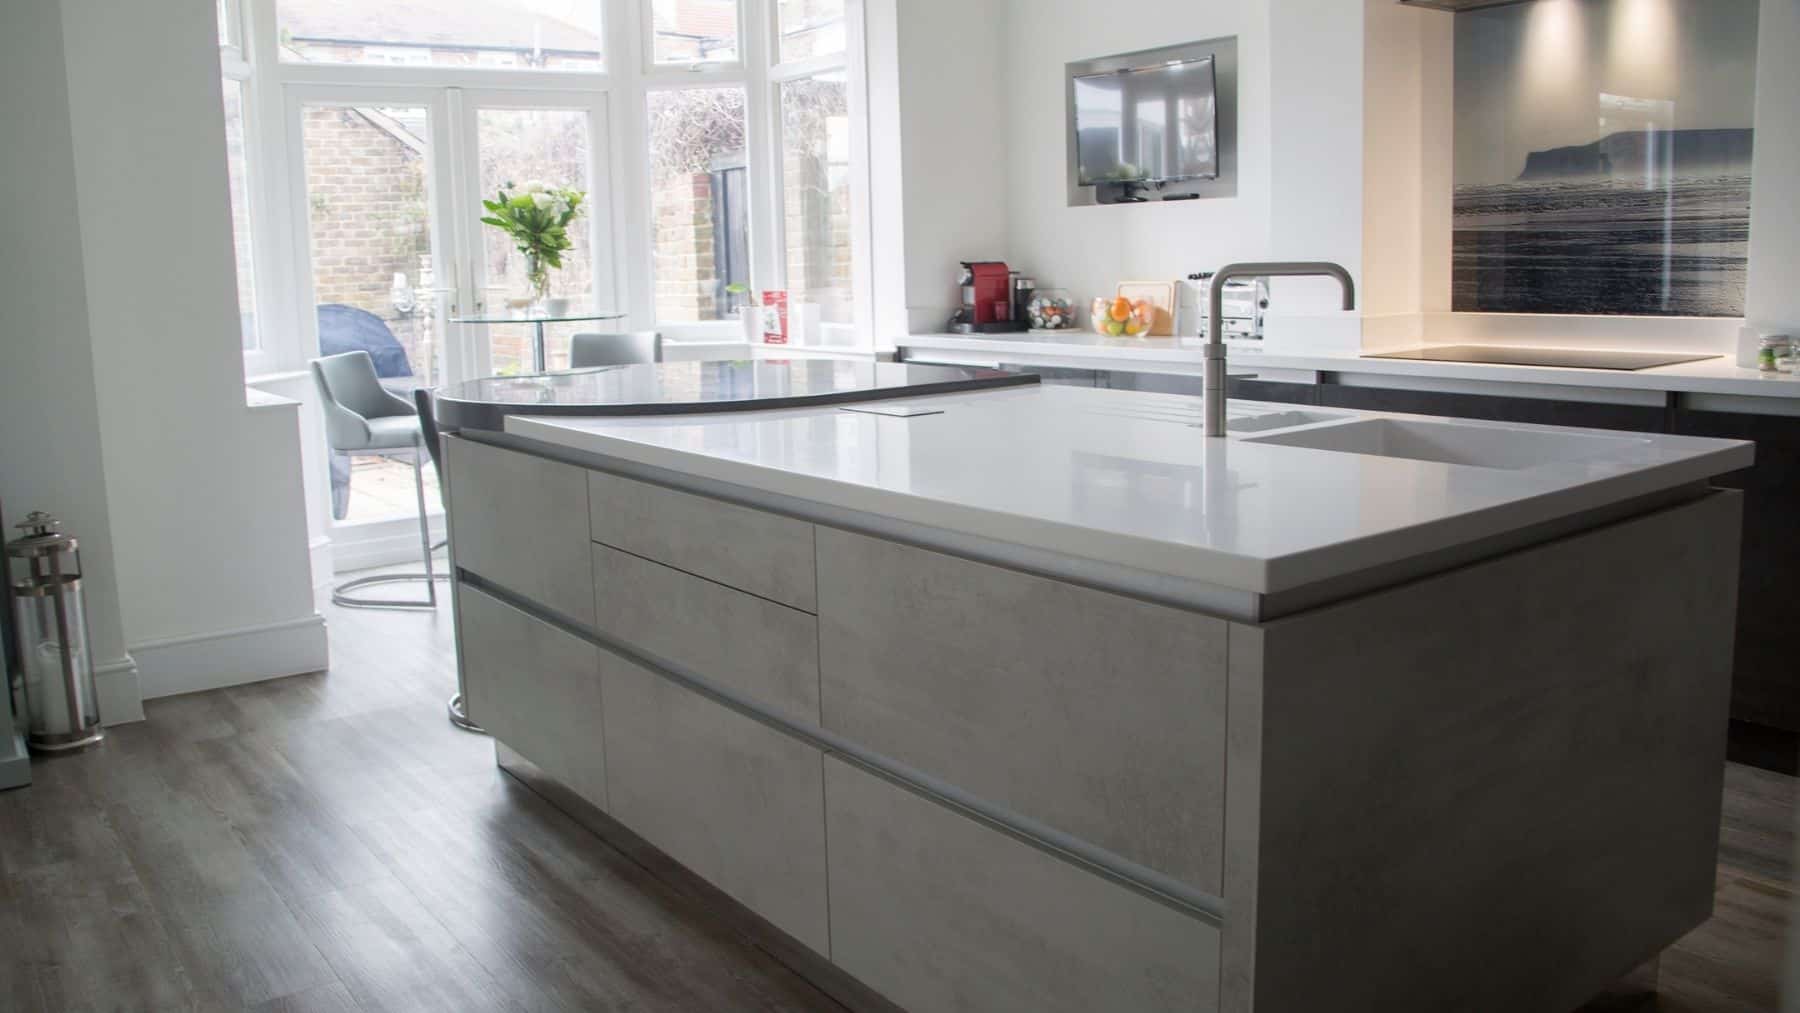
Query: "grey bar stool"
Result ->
[[413, 388, 482, 733], [310, 351, 447, 610], [568, 331, 662, 369]]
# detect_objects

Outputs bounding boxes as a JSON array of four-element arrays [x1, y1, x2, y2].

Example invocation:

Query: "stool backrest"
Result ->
[[569, 331, 662, 369]]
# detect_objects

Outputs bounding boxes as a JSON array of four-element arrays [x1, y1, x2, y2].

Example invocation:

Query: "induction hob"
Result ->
[[1365, 345, 1720, 371]]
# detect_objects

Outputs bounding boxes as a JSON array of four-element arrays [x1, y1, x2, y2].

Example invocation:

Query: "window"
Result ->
[[779, 73, 852, 325], [276, 0, 604, 72], [777, 0, 844, 63], [650, 0, 739, 65], [477, 107, 597, 373], [770, 0, 860, 338], [221, 79, 260, 351], [648, 87, 749, 322]]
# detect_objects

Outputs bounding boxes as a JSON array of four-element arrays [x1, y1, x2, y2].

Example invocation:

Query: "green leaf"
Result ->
[[479, 217, 509, 228]]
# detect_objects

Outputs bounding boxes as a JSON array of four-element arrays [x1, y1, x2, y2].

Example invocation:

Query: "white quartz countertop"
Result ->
[[508, 385, 1750, 596], [898, 331, 1800, 401]]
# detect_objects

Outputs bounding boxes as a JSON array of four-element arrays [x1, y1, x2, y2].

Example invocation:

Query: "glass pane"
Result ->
[[777, 0, 844, 63], [650, 0, 738, 64], [301, 104, 442, 526], [221, 79, 258, 351], [476, 108, 594, 376], [780, 74, 853, 328], [648, 87, 749, 322], [277, 0, 603, 72]]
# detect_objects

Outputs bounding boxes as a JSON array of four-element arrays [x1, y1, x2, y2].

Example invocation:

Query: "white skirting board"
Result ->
[[95, 654, 144, 724], [131, 614, 329, 701]]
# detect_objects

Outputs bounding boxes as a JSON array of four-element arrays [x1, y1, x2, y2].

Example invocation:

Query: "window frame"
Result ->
[[638, 0, 871, 346], [224, 0, 873, 374], [765, 0, 869, 347], [642, 0, 747, 74]]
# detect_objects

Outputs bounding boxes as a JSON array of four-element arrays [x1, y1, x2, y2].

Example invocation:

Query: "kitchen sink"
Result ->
[[1224, 410, 1347, 434], [1244, 417, 1649, 470]]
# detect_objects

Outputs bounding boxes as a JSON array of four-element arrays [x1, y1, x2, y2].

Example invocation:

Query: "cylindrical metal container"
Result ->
[[4, 512, 103, 753]]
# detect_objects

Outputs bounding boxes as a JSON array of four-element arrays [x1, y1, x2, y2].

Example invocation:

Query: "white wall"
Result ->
[[888, 0, 1013, 334], [1001, 0, 1275, 329], [0, 0, 141, 722], [1745, 0, 1800, 340], [887, 0, 1795, 355], [1267, 0, 1365, 326], [53, 0, 323, 700]]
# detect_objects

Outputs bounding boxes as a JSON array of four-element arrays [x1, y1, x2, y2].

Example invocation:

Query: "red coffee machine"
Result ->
[[950, 261, 1028, 334]]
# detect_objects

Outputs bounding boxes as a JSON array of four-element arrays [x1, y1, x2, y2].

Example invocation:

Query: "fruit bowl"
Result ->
[[1090, 296, 1155, 337]]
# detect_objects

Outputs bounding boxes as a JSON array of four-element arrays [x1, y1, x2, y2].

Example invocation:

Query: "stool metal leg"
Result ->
[[447, 693, 483, 733], [331, 448, 450, 611]]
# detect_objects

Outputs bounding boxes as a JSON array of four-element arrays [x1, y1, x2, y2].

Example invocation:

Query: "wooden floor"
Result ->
[[0, 591, 1792, 1011]]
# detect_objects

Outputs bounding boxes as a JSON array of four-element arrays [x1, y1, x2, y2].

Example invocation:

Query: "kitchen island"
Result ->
[[440, 377, 1751, 1013]]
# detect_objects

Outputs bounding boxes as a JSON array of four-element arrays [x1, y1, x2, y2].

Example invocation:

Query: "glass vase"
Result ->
[[525, 252, 551, 310]]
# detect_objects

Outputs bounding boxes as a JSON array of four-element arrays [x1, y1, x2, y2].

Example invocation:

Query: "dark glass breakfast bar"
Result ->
[[433, 359, 1038, 433]]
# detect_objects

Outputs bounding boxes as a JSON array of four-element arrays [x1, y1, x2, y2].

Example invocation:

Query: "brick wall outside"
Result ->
[[303, 107, 435, 379], [782, 143, 853, 326], [653, 173, 722, 322]]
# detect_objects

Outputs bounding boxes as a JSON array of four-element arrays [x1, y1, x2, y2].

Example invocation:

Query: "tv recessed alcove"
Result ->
[[1065, 36, 1239, 207]]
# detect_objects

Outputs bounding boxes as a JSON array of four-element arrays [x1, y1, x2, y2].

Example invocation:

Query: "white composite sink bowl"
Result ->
[[1224, 409, 1348, 434], [1245, 417, 1651, 470]]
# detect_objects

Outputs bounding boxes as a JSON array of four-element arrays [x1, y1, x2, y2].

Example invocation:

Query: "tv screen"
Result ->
[[1074, 55, 1218, 187]]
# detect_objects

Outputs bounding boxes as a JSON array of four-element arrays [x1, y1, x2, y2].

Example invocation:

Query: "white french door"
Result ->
[[284, 85, 615, 392], [447, 89, 616, 379], [281, 83, 614, 543]]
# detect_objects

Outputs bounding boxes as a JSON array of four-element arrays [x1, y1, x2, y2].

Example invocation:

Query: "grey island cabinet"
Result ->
[[440, 382, 1751, 1013]]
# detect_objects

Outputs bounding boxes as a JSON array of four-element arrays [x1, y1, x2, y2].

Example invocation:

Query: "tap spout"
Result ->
[[1204, 262, 1355, 438]]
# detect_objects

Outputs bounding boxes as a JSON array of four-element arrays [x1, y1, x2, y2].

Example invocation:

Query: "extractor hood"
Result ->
[[1397, 0, 1535, 11]]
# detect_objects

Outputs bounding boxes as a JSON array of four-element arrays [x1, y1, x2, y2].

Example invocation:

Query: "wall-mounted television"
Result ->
[[1073, 55, 1219, 188]]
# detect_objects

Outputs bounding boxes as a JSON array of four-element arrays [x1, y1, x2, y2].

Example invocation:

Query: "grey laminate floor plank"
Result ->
[[0, 579, 1788, 1012]]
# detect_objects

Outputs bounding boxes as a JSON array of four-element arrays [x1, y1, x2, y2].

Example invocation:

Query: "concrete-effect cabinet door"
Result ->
[[444, 437, 595, 624], [816, 527, 1230, 894], [587, 470, 817, 612], [457, 584, 607, 810], [599, 652, 830, 955], [824, 757, 1220, 1013]]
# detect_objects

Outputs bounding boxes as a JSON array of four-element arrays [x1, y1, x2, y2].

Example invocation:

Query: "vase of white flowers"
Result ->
[[481, 181, 586, 307]]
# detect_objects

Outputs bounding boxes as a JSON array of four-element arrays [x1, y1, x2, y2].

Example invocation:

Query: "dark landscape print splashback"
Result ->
[[1452, 0, 1759, 317]]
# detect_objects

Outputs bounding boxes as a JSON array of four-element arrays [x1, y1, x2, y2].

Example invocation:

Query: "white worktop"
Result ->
[[507, 385, 1751, 598], [898, 331, 1800, 402]]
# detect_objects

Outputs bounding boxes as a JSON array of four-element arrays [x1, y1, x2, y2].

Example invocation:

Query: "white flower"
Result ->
[[521, 180, 549, 194]]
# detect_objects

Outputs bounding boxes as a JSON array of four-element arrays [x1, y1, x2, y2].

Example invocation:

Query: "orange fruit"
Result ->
[[1109, 297, 1132, 322]]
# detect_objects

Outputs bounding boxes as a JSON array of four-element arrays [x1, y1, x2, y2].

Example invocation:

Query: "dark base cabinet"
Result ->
[[1312, 384, 1672, 433], [1675, 409, 1800, 735]]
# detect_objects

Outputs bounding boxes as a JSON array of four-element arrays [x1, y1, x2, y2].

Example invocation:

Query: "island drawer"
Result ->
[[592, 544, 820, 727], [816, 527, 1229, 895], [445, 437, 596, 624], [587, 470, 816, 613], [457, 585, 608, 810], [601, 651, 830, 955], [824, 757, 1220, 1013]]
